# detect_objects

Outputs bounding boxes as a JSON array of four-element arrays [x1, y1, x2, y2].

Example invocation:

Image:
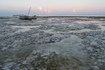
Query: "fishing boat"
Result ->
[[19, 15, 36, 20], [19, 7, 37, 20]]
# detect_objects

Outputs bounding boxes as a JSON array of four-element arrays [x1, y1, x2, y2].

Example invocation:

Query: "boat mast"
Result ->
[[28, 7, 31, 16]]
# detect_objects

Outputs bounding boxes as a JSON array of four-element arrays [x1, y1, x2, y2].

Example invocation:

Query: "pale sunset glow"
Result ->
[[73, 9, 76, 12], [38, 7, 42, 11], [38, 7, 51, 14], [0, 0, 105, 16], [44, 9, 51, 13]]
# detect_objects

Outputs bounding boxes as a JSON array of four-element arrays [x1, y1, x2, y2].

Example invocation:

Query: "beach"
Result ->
[[0, 16, 105, 70]]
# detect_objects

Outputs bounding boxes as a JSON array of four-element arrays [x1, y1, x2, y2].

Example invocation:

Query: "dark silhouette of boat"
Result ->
[[19, 7, 37, 20], [19, 15, 36, 20]]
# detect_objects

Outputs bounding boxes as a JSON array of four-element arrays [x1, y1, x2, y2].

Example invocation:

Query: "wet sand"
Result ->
[[0, 16, 105, 70]]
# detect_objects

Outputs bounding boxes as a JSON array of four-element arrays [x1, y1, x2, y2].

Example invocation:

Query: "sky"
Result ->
[[0, 0, 105, 16]]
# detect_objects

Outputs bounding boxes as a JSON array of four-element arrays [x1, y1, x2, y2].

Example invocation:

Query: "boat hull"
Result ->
[[19, 15, 36, 20]]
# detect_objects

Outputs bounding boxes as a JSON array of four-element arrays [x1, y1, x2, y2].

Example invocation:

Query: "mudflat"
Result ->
[[0, 16, 105, 70]]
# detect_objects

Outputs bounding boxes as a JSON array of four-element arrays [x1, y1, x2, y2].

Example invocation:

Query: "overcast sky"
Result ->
[[0, 0, 105, 16]]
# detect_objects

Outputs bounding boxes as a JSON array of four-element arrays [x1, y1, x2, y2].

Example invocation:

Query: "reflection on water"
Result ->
[[0, 17, 105, 36], [12, 26, 39, 33]]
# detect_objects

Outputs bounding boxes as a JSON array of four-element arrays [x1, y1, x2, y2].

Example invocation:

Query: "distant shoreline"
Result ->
[[36, 15, 105, 18], [1, 15, 105, 19]]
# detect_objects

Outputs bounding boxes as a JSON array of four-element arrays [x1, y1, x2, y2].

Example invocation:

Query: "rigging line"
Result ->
[[28, 7, 31, 16]]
